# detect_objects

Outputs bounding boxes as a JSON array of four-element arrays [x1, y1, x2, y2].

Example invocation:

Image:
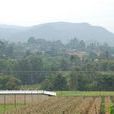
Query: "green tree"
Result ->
[[0, 75, 21, 90], [15, 55, 44, 84], [41, 73, 68, 91]]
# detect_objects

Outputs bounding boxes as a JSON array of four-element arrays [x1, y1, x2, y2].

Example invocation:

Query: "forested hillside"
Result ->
[[0, 22, 114, 45], [0, 38, 114, 91]]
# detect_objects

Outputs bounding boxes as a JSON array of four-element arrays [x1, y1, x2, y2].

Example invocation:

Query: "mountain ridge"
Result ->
[[0, 22, 114, 45]]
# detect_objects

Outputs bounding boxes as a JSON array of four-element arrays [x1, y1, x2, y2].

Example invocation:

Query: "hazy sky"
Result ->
[[0, 0, 114, 32]]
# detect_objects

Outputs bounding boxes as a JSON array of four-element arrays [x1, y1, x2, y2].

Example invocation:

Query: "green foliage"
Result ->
[[101, 97, 105, 114], [14, 55, 44, 84], [110, 103, 114, 114], [97, 73, 114, 91], [0, 75, 21, 90], [0, 38, 114, 91], [41, 73, 68, 91]]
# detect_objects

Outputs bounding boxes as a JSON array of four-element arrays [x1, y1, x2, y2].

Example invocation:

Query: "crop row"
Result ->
[[4, 96, 113, 114]]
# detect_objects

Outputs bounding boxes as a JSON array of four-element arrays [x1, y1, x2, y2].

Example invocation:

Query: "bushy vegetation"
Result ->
[[0, 38, 114, 90]]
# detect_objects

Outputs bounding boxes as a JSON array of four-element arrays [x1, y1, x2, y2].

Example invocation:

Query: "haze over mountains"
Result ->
[[0, 22, 114, 45]]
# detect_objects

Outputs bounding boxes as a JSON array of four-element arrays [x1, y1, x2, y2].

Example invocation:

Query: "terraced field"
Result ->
[[3, 96, 114, 114]]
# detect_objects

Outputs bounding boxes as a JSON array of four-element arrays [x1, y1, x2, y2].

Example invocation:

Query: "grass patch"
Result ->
[[0, 104, 14, 114], [20, 84, 41, 90], [0, 104, 24, 114], [57, 91, 114, 96]]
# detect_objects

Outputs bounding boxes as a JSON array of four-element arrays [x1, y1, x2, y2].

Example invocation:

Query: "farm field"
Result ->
[[0, 95, 49, 114], [1, 91, 114, 114], [2, 96, 114, 114], [57, 91, 114, 96]]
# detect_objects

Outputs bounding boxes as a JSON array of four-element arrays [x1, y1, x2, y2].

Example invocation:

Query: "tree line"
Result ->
[[0, 38, 114, 90]]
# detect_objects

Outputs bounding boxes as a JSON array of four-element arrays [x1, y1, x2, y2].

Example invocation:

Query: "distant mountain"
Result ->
[[0, 22, 114, 45]]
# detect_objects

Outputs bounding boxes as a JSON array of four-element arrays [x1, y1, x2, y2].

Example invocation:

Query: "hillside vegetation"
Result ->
[[0, 37, 114, 91]]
